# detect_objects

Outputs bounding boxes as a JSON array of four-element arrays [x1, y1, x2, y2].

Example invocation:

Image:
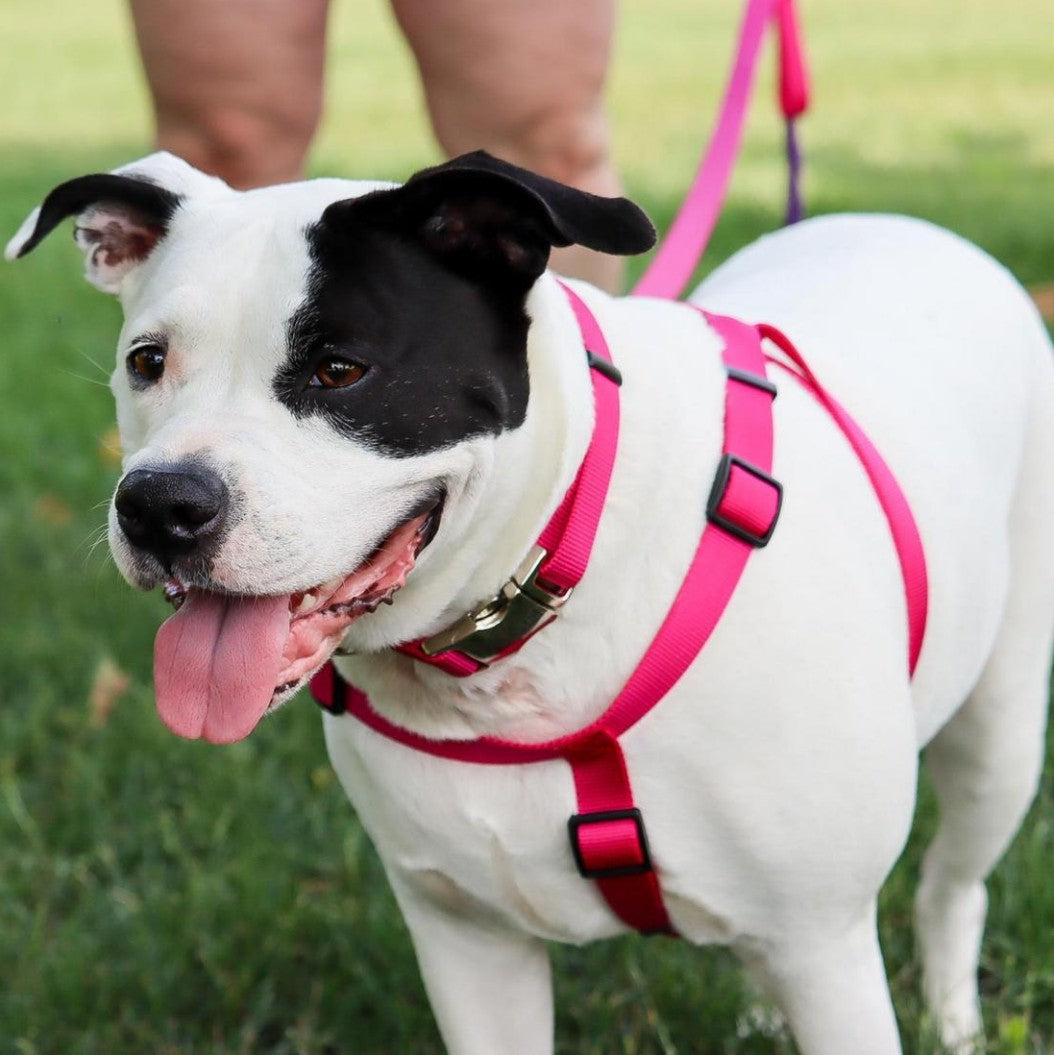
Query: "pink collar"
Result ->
[[392, 282, 623, 676]]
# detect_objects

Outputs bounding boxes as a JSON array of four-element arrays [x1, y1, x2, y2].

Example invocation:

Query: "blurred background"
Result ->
[[2, 0, 1052, 1052]]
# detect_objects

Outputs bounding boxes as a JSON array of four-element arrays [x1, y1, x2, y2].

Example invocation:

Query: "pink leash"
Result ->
[[633, 0, 809, 300]]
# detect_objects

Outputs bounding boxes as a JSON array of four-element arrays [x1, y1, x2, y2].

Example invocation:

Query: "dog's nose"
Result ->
[[115, 466, 229, 564]]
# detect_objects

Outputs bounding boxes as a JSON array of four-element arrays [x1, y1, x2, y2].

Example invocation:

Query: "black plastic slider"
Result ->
[[587, 351, 623, 386]]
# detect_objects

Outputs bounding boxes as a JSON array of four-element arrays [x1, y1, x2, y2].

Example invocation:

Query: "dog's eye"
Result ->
[[127, 343, 167, 383], [311, 357, 367, 389]]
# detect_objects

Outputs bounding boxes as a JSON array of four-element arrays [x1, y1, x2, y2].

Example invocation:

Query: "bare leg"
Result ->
[[128, 0, 329, 188], [392, 0, 624, 292]]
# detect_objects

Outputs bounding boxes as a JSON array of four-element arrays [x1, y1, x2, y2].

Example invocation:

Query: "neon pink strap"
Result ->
[[759, 324, 928, 673], [594, 313, 778, 739], [535, 284, 621, 592], [633, 0, 809, 299], [777, 0, 809, 117], [394, 640, 483, 677]]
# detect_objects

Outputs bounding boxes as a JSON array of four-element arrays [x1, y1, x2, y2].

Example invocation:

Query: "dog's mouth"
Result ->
[[152, 496, 443, 745]]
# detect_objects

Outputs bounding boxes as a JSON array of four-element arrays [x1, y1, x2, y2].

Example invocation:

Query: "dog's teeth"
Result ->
[[294, 593, 317, 615], [320, 576, 344, 596]]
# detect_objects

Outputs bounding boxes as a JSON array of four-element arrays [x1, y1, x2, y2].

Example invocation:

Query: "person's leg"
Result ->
[[128, 0, 330, 189], [392, 0, 624, 292]]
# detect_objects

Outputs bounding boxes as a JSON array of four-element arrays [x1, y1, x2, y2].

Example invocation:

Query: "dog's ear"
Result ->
[[5, 152, 230, 294], [322, 150, 656, 288]]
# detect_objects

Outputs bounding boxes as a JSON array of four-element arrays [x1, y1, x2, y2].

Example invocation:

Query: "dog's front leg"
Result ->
[[738, 904, 903, 1055], [390, 876, 554, 1055]]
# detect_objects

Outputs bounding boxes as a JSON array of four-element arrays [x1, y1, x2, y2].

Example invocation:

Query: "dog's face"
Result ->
[[8, 151, 654, 744]]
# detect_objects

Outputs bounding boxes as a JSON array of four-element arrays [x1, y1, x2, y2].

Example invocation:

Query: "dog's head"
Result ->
[[8, 151, 654, 743]]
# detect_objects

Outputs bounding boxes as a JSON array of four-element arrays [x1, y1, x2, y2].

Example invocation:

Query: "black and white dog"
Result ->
[[9, 151, 1054, 1055]]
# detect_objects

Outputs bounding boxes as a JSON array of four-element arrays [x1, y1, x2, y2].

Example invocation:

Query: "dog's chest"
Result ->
[[349, 650, 590, 741], [322, 714, 649, 941]]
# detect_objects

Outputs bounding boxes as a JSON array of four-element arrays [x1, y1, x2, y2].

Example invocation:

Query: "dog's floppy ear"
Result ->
[[5, 152, 230, 294], [323, 150, 656, 288]]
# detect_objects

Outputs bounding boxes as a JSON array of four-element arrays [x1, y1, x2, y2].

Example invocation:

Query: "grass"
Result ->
[[1, 0, 1053, 1051]]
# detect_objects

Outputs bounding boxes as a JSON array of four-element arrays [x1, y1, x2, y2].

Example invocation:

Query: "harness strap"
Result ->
[[313, 314, 930, 935], [760, 324, 928, 672], [562, 314, 780, 935], [534, 285, 621, 592], [565, 731, 672, 935]]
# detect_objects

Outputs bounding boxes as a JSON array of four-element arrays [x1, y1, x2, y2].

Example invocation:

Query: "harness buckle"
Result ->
[[586, 350, 623, 386], [726, 365, 778, 397], [419, 545, 571, 664], [706, 453, 782, 547], [568, 808, 653, 879]]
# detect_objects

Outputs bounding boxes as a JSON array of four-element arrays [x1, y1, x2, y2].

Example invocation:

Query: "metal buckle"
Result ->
[[568, 808, 653, 879], [419, 545, 572, 664]]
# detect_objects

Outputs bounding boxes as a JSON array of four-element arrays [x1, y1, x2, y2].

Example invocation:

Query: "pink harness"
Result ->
[[311, 287, 928, 936]]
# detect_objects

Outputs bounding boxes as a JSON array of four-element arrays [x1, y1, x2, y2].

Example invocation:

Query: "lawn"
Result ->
[[1, 0, 1053, 1052]]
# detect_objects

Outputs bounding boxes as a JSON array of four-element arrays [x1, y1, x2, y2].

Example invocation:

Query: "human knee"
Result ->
[[514, 107, 613, 189], [157, 101, 320, 189], [438, 103, 619, 197]]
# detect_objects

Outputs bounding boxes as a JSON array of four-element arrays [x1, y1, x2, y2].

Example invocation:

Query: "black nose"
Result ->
[[114, 466, 229, 565]]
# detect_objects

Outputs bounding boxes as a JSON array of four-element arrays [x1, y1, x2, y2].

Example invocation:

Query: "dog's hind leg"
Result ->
[[916, 366, 1054, 1054], [738, 904, 903, 1055], [916, 645, 1052, 1051]]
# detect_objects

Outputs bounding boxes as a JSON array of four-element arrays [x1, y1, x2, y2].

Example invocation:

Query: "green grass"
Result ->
[[2, 0, 1053, 1051]]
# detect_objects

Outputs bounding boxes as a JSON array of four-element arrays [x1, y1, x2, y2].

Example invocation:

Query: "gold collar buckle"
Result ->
[[419, 546, 572, 665]]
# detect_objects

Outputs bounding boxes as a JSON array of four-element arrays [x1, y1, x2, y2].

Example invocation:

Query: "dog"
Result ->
[[8, 150, 1054, 1055]]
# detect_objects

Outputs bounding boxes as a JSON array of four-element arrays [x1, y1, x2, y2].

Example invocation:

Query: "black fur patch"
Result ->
[[274, 217, 531, 457], [274, 152, 655, 458], [406, 151, 657, 258]]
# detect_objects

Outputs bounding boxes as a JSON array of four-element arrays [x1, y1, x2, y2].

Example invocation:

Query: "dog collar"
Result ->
[[392, 281, 623, 676]]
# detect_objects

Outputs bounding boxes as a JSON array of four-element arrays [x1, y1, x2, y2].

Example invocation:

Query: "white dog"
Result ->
[[8, 151, 1053, 1055]]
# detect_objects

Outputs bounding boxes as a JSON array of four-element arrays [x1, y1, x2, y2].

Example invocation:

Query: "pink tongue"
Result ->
[[154, 591, 291, 744]]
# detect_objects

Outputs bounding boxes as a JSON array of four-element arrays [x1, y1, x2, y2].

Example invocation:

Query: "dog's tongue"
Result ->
[[154, 590, 290, 744]]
